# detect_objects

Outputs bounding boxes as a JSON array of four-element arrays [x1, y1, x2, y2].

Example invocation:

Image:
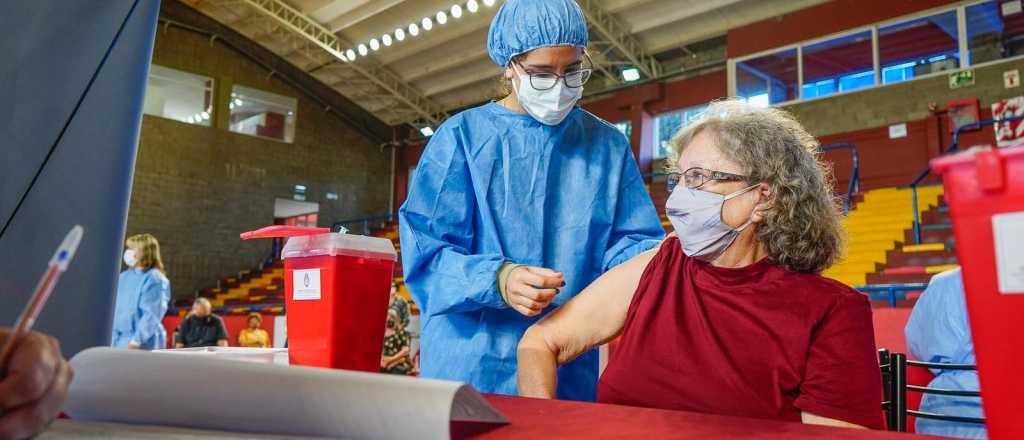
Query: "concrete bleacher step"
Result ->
[[903, 228, 955, 245]]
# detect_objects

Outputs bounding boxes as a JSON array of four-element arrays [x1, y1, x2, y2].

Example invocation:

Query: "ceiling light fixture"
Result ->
[[622, 67, 641, 82], [483, 0, 495, 7], [358, 44, 368, 56], [346, 49, 357, 59], [409, 22, 420, 36], [420, 126, 435, 137], [422, 17, 433, 31], [369, 38, 380, 51], [452, 4, 463, 18], [382, 34, 392, 46], [395, 28, 406, 41], [467, 0, 479, 13], [436, 11, 447, 25]]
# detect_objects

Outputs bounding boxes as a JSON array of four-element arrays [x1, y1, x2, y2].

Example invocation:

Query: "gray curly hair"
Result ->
[[668, 99, 845, 273]]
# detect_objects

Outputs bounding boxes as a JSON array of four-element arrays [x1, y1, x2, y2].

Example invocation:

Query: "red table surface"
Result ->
[[452, 395, 939, 439]]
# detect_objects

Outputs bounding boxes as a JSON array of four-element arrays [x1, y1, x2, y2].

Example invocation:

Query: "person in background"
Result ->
[[380, 309, 413, 375], [237, 312, 270, 348], [399, 0, 664, 400], [111, 234, 171, 350], [0, 328, 72, 440], [905, 268, 986, 439], [518, 100, 884, 429], [389, 283, 410, 330], [174, 298, 229, 348]]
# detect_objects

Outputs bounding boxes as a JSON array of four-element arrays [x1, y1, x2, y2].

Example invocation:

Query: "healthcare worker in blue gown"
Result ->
[[399, 0, 665, 401], [905, 268, 986, 439], [112, 234, 171, 350]]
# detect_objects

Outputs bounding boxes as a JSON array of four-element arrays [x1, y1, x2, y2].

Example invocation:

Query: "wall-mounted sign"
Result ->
[[889, 123, 908, 139], [1003, 0, 1022, 16], [949, 70, 976, 89], [1006, 69, 1020, 88]]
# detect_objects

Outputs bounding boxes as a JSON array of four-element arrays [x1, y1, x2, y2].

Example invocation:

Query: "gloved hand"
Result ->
[[500, 265, 565, 317]]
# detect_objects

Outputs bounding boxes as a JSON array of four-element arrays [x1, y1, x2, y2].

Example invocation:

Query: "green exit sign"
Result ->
[[949, 70, 975, 89]]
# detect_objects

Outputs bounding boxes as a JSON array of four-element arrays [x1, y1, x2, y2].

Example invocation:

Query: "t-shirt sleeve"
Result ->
[[794, 290, 885, 429]]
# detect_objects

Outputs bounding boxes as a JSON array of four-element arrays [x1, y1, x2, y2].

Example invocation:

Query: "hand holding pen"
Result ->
[[0, 226, 82, 440]]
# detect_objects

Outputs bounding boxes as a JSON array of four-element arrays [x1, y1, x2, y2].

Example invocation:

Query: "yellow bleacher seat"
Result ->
[[902, 243, 946, 253]]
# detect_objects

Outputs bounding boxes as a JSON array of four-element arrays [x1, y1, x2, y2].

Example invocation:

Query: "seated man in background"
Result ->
[[174, 298, 229, 348], [0, 328, 72, 440], [905, 268, 986, 439]]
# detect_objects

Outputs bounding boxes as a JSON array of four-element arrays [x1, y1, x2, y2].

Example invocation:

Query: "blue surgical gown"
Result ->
[[112, 268, 171, 350], [905, 268, 987, 439], [399, 102, 664, 400]]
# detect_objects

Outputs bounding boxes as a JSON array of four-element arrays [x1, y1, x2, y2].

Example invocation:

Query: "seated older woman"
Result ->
[[517, 100, 883, 430]]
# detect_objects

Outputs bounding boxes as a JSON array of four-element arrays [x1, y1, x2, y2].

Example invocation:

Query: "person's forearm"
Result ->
[[517, 328, 559, 399]]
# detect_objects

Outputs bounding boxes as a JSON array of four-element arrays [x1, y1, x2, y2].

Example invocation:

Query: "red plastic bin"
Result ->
[[931, 145, 1024, 439], [242, 226, 396, 372]]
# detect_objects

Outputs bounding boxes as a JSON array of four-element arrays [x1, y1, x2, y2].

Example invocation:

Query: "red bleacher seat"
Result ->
[[883, 266, 926, 275]]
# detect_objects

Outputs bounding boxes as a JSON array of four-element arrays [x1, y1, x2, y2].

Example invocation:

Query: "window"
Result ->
[[802, 31, 874, 98], [879, 10, 960, 85], [728, 4, 1024, 105], [614, 121, 632, 138], [229, 85, 297, 143], [967, 1, 1024, 65], [736, 49, 798, 105], [143, 65, 213, 126], [654, 104, 707, 158]]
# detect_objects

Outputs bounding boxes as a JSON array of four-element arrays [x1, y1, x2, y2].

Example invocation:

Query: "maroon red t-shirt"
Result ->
[[597, 237, 884, 429]]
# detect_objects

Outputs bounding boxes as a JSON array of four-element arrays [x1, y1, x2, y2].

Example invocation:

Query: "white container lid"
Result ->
[[281, 232, 397, 261]]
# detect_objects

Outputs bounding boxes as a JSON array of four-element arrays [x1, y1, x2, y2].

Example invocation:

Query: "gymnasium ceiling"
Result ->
[[184, 0, 827, 131]]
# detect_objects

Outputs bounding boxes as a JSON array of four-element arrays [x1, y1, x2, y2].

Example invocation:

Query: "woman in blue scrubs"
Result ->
[[111, 234, 171, 350], [399, 0, 664, 401]]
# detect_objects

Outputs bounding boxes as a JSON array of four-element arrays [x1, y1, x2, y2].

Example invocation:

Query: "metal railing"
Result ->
[[856, 283, 928, 307], [909, 114, 1024, 243], [331, 213, 395, 236], [820, 143, 860, 213]]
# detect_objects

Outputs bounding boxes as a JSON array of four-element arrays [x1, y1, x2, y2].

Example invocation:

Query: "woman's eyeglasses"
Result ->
[[666, 167, 750, 192], [514, 62, 593, 90]]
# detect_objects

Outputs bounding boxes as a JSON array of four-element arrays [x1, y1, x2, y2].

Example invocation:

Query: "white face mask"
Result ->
[[666, 184, 760, 262], [123, 249, 138, 268], [511, 63, 583, 126]]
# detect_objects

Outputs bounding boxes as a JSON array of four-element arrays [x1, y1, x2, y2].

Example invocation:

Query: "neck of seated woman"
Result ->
[[711, 229, 769, 269]]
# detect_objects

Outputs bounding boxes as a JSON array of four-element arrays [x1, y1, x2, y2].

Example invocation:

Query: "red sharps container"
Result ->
[[241, 226, 396, 371], [931, 145, 1024, 439]]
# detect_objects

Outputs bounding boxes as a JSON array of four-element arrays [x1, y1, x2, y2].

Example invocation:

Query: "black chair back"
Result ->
[[884, 351, 985, 431]]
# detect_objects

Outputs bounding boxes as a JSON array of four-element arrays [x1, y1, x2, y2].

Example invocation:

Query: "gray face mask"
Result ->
[[666, 184, 759, 262]]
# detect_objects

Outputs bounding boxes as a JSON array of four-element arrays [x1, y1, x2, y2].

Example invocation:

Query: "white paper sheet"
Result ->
[[993, 211, 1024, 294], [65, 348, 506, 440]]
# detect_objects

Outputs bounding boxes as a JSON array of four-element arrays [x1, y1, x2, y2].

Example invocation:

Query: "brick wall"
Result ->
[[127, 26, 390, 299]]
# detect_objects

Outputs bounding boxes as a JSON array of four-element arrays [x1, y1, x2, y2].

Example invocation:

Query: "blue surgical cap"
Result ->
[[487, 0, 589, 67]]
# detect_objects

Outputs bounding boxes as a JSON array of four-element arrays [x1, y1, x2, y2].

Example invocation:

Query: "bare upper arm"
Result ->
[[522, 247, 659, 365], [801, 412, 866, 429]]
